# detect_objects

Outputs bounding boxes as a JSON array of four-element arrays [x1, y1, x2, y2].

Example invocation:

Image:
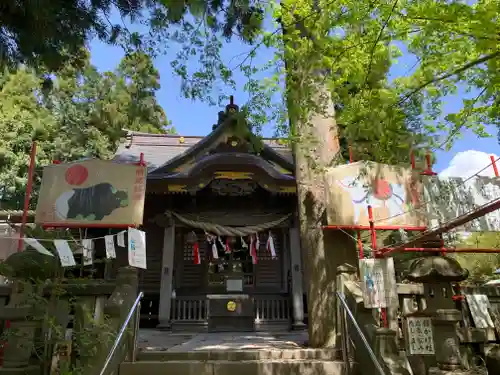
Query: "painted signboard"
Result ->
[[465, 294, 494, 328], [359, 257, 398, 308], [35, 159, 146, 227], [325, 161, 425, 228], [423, 176, 500, 232]]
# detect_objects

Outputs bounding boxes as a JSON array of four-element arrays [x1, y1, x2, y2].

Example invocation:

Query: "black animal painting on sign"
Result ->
[[55, 183, 129, 221]]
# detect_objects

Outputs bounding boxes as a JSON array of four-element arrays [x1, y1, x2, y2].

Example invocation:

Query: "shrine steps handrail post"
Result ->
[[99, 291, 144, 375], [336, 291, 387, 375]]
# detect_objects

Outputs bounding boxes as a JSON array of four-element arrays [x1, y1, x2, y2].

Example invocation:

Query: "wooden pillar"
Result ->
[[282, 228, 290, 292], [289, 227, 306, 329], [157, 224, 175, 329]]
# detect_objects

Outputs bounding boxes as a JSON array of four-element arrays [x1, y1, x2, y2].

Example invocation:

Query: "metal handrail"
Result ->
[[99, 291, 144, 375], [336, 291, 387, 375]]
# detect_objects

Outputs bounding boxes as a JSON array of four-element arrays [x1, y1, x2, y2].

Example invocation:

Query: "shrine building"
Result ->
[[113, 98, 307, 332]]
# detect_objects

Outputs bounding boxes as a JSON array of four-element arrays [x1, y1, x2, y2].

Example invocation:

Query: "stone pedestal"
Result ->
[[428, 366, 487, 375], [373, 328, 411, 375], [432, 309, 463, 371], [486, 345, 500, 374]]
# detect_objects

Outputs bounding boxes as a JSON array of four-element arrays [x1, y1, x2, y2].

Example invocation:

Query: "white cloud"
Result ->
[[439, 150, 499, 178]]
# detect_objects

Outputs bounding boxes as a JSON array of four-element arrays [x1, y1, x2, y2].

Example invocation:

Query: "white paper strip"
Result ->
[[117, 231, 125, 247], [24, 238, 54, 256], [211, 242, 218, 259], [104, 235, 116, 259], [81, 239, 93, 266], [266, 231, 277, 258], [53, 240, 76, 267], [128, 228, 147, 269]]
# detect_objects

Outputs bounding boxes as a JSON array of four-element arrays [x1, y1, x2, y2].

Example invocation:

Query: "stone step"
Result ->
[[138, 348, 340, 361], [120, 359, 347, 375]]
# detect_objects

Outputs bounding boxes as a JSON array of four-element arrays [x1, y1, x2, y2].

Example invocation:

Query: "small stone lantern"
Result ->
[[403, 255, 483, 375]]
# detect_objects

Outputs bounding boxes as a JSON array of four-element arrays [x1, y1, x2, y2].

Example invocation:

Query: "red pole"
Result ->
[[491, 155, 499, 177], [420, 152, 437, 176], [348, 146, 353, 164], [410, 151, 416, 170], [368, 206, 377, 252], [17, 142, 37, 251], [357, 231, 364, 259], [139, 152, 145, 166]]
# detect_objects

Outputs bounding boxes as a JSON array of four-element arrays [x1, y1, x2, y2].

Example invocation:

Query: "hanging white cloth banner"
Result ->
[[128, 228, 147, 269], [250, 234, 259, 264], [266, 231, 276, 259], [24, 238, 54, 257], [81, 239, 93, 265], [241, 236, 248, 249], [117, 231, 126, 247], [211, 241, 218, 259], [104, 235, 116, 259], [53, 240, 76, 267], [205, 233, 218, 259]]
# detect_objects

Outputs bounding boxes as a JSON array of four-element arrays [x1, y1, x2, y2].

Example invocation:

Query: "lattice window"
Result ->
[[182, 231, 206, 262]]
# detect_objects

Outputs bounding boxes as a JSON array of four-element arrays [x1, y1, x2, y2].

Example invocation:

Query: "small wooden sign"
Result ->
[[465, 294, 494, 328], [406, 317, 435, 355]]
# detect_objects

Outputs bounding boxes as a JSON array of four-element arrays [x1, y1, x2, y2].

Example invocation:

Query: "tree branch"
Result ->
[[399, 51, 500, 104], [364, 0, 399, 86]]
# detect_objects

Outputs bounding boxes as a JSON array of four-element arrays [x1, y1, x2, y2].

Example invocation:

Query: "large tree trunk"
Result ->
[[291, 90, 358, 348], [280, 2, 358, 346], [281, 0, 358, 348]]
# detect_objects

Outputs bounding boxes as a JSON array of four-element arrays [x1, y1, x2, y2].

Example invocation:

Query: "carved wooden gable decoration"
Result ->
[[145, 97, 296, 195]]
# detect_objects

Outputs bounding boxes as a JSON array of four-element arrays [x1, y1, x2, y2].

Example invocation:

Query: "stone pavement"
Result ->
[[137, 329, 309, 352]]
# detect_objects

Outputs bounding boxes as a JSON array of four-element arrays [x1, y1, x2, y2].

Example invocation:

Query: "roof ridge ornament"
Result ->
[[226, 95, 239, 114], [213, 95, 240, 130]]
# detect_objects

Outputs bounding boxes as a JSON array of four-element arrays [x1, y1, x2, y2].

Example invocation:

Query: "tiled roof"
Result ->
[[113, 130, 294, 172]]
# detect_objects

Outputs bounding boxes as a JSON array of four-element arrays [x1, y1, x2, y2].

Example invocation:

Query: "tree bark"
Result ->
[[281, 2, 358, 346], [291, 90, 358, 348]]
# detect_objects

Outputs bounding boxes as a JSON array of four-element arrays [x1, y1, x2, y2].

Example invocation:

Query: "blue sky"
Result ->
[[89, 19, 498, 173]]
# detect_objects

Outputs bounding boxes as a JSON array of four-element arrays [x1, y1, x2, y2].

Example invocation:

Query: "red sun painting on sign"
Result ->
[[65, 164, 89, 186], [373, 179, 392, 200]]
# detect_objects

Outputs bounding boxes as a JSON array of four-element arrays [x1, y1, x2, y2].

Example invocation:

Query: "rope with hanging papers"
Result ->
[[166, 211, 292, 236]]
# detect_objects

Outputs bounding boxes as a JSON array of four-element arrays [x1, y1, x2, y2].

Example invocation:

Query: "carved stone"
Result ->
[[404, 256, 469, 283], [486, 345, 500, 374], [403, 256, 483, 375], [373, 328, 411, 375], [432, 309, 462, 370], [0, 281, 38, 372]]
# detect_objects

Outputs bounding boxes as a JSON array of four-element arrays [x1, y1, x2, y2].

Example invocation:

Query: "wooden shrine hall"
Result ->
[[113, 98, 306, 332]]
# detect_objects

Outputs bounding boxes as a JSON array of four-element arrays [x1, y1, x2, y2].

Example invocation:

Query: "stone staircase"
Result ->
[[119, 331, 348, 375], [120, 348, 347, 375]]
